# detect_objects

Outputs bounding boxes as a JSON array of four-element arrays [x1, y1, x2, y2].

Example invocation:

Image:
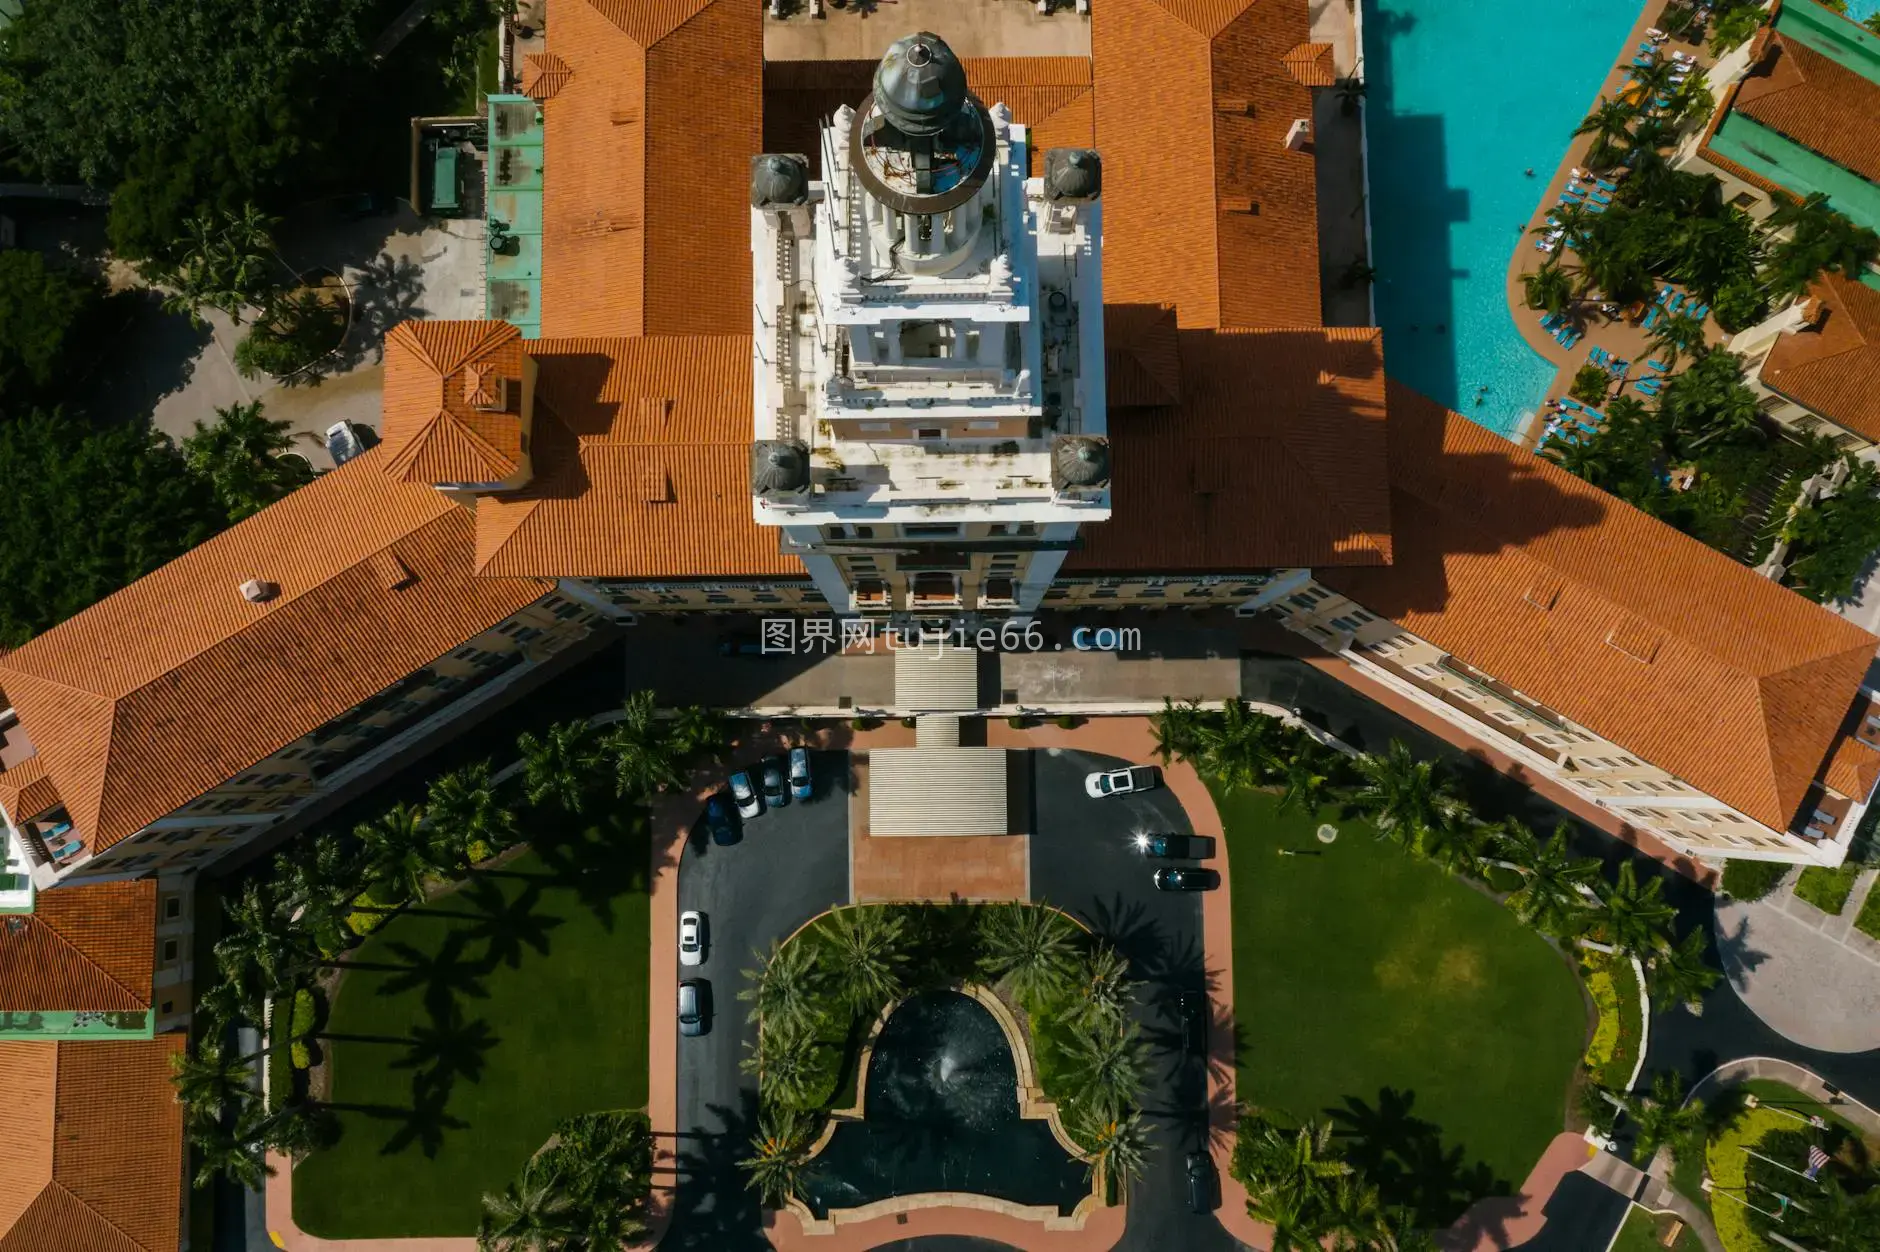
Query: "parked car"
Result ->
[[679, 910, 705, 966], [1185, 1151, 1217, 1213], [1085, 765, 1159, 798], [1153, 867, 1220, 892], [729, 771, 761, 820], [703, 793, 739, 845], [760, 757, 787, 809], [717, 634, 766, 657], [1132, 833, 1216, 859], [788, 747, 812, 801], [678, 979, 711, 1036], [1177, 990, 1207, 1055], [325, 420, 376, 467]]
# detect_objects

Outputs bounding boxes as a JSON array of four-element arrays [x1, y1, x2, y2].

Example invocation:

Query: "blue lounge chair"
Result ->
[[1655, 286, 1673, 304], [1644, 306, 1662, 330], [1690, 304, 1709, 321], [1563, 330, 1582, 349], [1559, 397, 1585, 411], [1589, 346, 1607, 364], [1541, 312, 1565, 332], [1667, 293, 1686, 315], [1589, 192, 1613, 205], [1586, 199, 1608, 214], [1636, 379, 1661, 395], [1596, 178, 1618, 193], [1647, 357, 1672, 372]]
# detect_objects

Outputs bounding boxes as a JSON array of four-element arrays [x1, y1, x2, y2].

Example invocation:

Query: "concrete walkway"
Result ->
[[1579, 1151, 1725, 1252], [1687, 1055, 1880, 1137], [1715, 871, 1880, 1053]]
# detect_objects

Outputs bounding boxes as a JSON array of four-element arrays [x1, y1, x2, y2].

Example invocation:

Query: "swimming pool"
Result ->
[[1361, 0, 1644, 438]]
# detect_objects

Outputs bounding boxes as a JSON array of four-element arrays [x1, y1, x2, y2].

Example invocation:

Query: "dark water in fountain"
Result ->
[[796, 990, 1089, 1218]]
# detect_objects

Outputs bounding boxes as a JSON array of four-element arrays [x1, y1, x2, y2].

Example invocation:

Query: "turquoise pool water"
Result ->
[[1361, 0, 1644, 438], [1849, 0, 1879, 24]]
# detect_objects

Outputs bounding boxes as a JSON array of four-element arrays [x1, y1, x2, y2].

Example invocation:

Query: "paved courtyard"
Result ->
[[764, 0, 1088, 62], [1714, 870, 1880, 1054]]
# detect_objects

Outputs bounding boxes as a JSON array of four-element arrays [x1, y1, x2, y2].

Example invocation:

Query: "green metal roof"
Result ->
[[1773, 0, 1880, 82], [487, 93, 543, 338], [1710, 111, 1880, 236]]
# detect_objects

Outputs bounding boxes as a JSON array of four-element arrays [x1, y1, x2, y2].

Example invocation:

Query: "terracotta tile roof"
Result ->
[[1070, 327, 1391, 571], [1282, 41, 1336, 87], [1093, 0, 1322, 330], [763, 57, 1093, 178], [474, 337, 802, 579], [0, 454, 552, 852], [0, 752, 61, 824], [540, 0, 760, 338], [1761, 272, 1880, 442], [1104, 303, 1183, 407], [0, 881, 153, 1012], [521, 51, 573, 101], [0, 1036, 185, 1252], [380, 321, 526, 487], [1734, 32, 1880, 189], [1823, 727, 1880, 800], [1318, 383, 1880, 830]]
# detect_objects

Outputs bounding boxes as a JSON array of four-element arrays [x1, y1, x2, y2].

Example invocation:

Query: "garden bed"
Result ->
[[1856, 880, 1880, 942], [1794, 863, 1862, 916], [1719, 858, 1788, 903], [1582, 954, 1644, 1091]]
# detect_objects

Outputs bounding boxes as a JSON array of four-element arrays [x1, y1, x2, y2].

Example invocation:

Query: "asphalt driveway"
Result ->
[[1029, 747, 1247, 1252], [667, 750, 853, 1251]]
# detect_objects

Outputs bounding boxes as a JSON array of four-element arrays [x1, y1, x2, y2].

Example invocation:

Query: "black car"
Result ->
[[760, 758, 788, 809], [678, 979, 711, 1037], [1133, 833, 1217, 859], [1186, 1151, 1217, 1213], [1177, 990, 1207, 1055], [1153, 867, 1220, 892], [717, 634, 766, 657], [703, 792, 739, 845]]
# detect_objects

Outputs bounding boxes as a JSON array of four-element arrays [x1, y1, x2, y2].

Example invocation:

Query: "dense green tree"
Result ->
[[1623, 1072, 1705, 1166], [271, 833, 361, 959], [1151, 698, 1206, 764], [1065, 942, 1135, 1030], [213, 879, 312, 1001], [740, 1019, 824, 1109], [1594, 862, 1678, 958], [424, 760, 517, 872], [1647, 312, 1710, 368], [1574, 98, 1638, 171], [1522, 264, 1572, 316], [740, 937, 825, 1033], [820, 906, 907, 1014], [549, 1112, 654, 1248], [1764, 192, 1880, 299], [1646, 924, 1721, 1013], [169, 1038, 257, 1128], [1658, 348, 1761, 450], [1231, 1112, 1352, 1250], [600, 690, 688, 800], [1065, 1018, 1147, 1122], [1709, 273, 1767, 333], [1276, 743, 1336, 817], [358, 802, 444, 907], [1784, 459, 1880, 603], [1349, 741, 1467, 851], [181, 401, 316, 522], [1081, 1109, 1153, 1183], [1194, 698, 1289, 789], [1493, 821, 1599, 937], [0, 411, 225, 646], [187, 1102, 276, 1191], [517, 720, 598, 815], [232, 288, 347, 381], [977, 902, 1080, 1004], [0, 251, 107, 408], [154, 204, 282, 326], [478, 1155, 576, 1252]]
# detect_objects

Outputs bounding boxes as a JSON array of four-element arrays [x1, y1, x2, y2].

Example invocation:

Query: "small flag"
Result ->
[[1805, 1145, 1830, 1180]]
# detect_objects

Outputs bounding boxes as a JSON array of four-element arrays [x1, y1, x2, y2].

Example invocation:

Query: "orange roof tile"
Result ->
[[0, 752, 61, 824], [1734, 32, 1880, 190], [763, 57, 1093, 178], [1071, 327, 1391, 571], [1761, 272, 1880, 442], [0, 881, 153, 1013], [540, 0, 760, 338], [522, 51, 573, 101], [1094, 0, 1322, 330], [1282, 42, 1336, 87], [474, 337, 803, 579], [1318, 383, 1880, 831], [0, 1037, 185, 1252], [1104, 303, 1184, 407], [380, 321, 526, 487], [0, 453, 551, 852]]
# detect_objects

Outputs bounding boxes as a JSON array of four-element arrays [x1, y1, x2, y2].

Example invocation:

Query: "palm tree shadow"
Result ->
[[459, 877, 563, 969], [533, 812, 650, 930], [1079, 893, 1169, 978], [1328, 1087, 1505, 1226], [665, 1093, 771, 1251], [390, 1007, 500, 1094], [374, 934, 491, 1019], [375, 1074, 472, 1159]]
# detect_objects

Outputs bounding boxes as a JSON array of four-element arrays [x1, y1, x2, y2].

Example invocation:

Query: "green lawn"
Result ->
[[1219, 787, 1586, 1221], [1613, 1204, 1700, 1252], [1794, 863, 1862, 916], [292, 815, 650, 1238]]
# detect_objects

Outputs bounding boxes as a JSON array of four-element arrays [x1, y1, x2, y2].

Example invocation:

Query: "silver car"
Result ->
[[728, 770, 761, 820]]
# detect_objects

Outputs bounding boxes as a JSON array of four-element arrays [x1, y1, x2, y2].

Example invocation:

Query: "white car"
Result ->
[[1085, 765, 1159, 798], [679, 910, 705, 966], [728, 770, 761, 820]]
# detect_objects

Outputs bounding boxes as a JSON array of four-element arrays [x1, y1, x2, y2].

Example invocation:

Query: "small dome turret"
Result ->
[[750, 154, 810, 210], [873, 33, 969, 138], [751, 440, 811, 497], [1053, 436, 1111, 490], [1044, 148, 1103, 203]]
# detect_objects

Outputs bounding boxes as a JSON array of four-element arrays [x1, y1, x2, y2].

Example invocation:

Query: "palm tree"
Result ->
[[1151, 698, 1206, 764], [600, 690, 686, 800], [479, 1156, 576, 1252], [1066, 1018, 1146, 1121], [181, 401, 316, 521], [1196, 698, 1288, 789], [425, 761, 517, 872], [169, 1039, 256, 1127], [1648, 311, 1708, 367], [740, 1107, 813, 1208], [740, 937, 825, 1032], [1645, 924, 1719, 1013], [976, 902, 1079, 1004], [1624, 1071, 1705, 1166], [1349, 740, 1467, 851], [1765, 192, 1880, 297], [1081, 1108, 1152, 1183], [1494, 821, 1600, 937], [1788, 1177, 1880, 1249], [1575, 98, 1638, 170], [1276, 744, 1335, 817], [1066, 942, 1135, 1030], [358, 802, 442, 908], [1594, 862, 1678, 958], [1627, 58, 1680, 109], [517, 719, 597, 814], [158, 202, 282, 325], [1522, 264, 1573, 315], [1324, 1175, 1387, 1250], [740, 1020, 823, 1108], [666, 704, 728, 762], [820, 906, 906, 1014], [1232, 1112, 1351, 1249], [1661, 348, 1761, 449], [213, 879, 312, 1001], [187, 1101, 277, 1191], [1334, 76, 1365, 117], [1413, 813, 1483, 876], [271, 833, 360, 959]]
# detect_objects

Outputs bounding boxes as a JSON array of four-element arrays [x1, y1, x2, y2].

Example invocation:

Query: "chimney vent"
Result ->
[[240, 579, 280, 604]]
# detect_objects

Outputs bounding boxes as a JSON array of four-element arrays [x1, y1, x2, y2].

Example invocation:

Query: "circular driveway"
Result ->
[[1715, 892, 1880, 1053]]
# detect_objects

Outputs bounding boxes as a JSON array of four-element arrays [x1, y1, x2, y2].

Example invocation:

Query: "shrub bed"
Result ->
[[1794, 863, 1862, 916], [1720, 858, 1787, 903], [1855, 880, 1880, 942]]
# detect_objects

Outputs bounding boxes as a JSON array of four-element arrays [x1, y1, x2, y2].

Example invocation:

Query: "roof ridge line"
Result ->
[[37, 907, 149, 1010], [39, 1177, 148, 1252]]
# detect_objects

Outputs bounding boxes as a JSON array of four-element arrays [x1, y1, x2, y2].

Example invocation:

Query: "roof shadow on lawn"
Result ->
[[1327, 1086, 1506, 1227]]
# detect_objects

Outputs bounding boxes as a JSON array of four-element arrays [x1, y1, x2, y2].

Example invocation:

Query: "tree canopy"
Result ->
[[0, 410, 225, 646], [0, 250, 108, 408]]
